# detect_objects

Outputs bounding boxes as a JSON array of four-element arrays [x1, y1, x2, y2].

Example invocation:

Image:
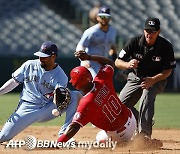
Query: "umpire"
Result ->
[[115, 17, 176, 140]]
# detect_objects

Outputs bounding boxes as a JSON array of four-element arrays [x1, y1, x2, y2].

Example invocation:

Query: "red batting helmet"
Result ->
[[70, 66, 93, 90]]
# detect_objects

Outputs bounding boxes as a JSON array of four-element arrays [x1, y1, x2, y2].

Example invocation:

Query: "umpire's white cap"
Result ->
[[34, 41, 58, 57]]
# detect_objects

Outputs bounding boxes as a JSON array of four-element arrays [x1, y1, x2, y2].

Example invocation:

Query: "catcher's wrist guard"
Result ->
[[53, 87, 71, 111]]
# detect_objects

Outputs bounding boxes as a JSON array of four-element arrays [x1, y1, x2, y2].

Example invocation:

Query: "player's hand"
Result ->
[[127, 59, 139, 69], [141, 77, 155, 89], [74, 51, 91, 61]]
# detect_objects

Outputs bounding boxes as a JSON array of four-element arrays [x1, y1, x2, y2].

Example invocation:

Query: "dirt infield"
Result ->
[[0, 126, 180, 154]]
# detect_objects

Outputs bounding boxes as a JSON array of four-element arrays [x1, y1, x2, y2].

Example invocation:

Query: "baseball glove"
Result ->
[[53, 87, 71, 111]]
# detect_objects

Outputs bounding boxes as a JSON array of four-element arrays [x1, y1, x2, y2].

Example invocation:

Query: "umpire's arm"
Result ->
[[141, 69, 172, 89]]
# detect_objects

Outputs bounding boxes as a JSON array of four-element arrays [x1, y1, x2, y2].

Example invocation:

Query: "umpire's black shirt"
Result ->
[[118, 35, 176, 78]]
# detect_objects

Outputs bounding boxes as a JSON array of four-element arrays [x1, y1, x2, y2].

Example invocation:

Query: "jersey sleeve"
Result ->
[[96, 64, 114, 80], [72, 99, 91, 127], [12, 61, 28, 83], [76, 30, 91, 51], [55, 67, 68, 89], [118, 37, 136, 61], [163, 43, 176, 69]]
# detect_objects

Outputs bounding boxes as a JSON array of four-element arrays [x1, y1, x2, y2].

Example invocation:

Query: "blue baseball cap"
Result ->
[[97, 6, 111, 17], [34, 41, 58, 57]]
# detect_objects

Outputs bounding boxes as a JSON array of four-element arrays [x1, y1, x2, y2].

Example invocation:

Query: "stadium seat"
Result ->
[[0, 0, 179, 56]]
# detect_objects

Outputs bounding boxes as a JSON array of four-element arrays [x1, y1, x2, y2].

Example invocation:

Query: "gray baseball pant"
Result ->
[[119, 72, 167, 137]]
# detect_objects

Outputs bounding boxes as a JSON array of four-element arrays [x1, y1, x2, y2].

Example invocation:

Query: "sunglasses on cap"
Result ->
[[99, 16, 110, 19], [145, 29, 158, 33]]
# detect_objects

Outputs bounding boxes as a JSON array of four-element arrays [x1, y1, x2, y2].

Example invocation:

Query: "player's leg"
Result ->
[[119, 73, 143, 121], [96, 111, 136, 143], [0, 100, 42, 143], [37, 102, 58, 122], [38, 90, 82, 136], [138, 79, 167, 138], [108, 112, 136, 142], [38, 90, 82, 122], [96, 130, 109, 142], [58, 90, 82, 136]]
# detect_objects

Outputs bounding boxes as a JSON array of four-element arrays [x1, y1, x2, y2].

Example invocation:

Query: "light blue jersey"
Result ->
[[78, 24, 116, 56], [76, 24, 116, 78], [12, 59, 68, 105]]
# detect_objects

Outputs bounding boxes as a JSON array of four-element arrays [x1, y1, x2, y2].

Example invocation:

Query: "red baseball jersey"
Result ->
[[72, 65, 131, 131]]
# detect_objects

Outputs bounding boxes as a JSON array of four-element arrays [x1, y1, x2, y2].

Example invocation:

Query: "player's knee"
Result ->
[[96, 130, 109, 143]]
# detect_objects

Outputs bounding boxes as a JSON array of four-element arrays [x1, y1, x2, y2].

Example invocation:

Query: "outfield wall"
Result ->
[[0, 57, 179, 92]]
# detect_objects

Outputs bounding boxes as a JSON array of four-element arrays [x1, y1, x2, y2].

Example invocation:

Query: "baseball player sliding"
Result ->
[[57, 51, 137, 143], [0, 41, 82, 143]]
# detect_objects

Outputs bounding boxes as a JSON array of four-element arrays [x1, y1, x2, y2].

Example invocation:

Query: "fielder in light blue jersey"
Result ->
[[0, 41, 82, 143], [76, 6, 117, 78]]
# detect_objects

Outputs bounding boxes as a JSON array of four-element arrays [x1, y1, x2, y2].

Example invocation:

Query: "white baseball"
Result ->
[[52, 109, 60, 116]]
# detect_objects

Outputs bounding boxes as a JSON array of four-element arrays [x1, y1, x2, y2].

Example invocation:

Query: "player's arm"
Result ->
[[109, 45, 117, 61], [141, 69, 172, 89], [115, 37, 140, 70], [57, 122, 81, 142], [115, 48, 139, 70], [115, 58, 139, 70], [115, 49, 139, 70], [0, 78, 19, 95], [74, 51, 114, 67], [76, 44, 91, 68]]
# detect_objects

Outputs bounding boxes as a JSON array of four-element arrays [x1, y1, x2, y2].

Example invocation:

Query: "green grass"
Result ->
[[135, 93, 180, 129], [0, 93, 180, 128], [0, 93, 66, 126], [153, 93, 180, 128]]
